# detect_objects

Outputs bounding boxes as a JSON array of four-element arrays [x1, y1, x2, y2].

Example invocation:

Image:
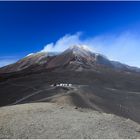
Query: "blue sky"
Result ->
[[1, 1, 140, 67]]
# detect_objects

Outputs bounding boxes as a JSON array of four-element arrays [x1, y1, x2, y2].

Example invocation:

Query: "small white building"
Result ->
[[53, 83, 72, 87]]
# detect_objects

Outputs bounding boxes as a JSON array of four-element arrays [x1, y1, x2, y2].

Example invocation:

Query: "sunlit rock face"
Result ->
[[0, 44, 140, 73]]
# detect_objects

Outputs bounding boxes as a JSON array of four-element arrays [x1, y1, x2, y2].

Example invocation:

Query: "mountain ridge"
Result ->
[[0, 45, 140, 74]]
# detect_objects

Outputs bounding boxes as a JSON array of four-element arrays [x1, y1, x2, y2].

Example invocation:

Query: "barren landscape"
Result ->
[[0, 103, 140, 139], [0, 46, 140, 138], [1, 1, 140, 139]]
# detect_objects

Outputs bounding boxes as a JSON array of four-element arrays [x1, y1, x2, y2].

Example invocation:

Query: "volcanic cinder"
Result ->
[[0, 45, 140, 138]]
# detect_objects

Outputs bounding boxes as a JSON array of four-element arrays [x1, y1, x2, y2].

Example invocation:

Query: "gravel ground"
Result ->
[[0, 102, 140, 139]]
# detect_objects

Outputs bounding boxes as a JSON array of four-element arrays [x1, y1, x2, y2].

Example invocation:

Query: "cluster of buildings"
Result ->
[[51, 83, 72, 87]]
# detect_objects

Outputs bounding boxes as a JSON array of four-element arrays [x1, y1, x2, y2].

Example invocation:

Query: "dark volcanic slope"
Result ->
[[0, 45, 140, 124], [1, 69, 140, 124]]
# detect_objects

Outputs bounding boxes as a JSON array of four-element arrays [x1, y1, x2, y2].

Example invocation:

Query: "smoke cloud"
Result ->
[[41, 32, 86, 52], [1, 31, 140, 68], [41, 31, 140, 67]]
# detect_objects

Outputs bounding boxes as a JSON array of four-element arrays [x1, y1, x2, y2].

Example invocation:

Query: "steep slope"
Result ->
[[46, 45, 113, 70], [0, 52, 56, 73], [0, 45, 140, 74]]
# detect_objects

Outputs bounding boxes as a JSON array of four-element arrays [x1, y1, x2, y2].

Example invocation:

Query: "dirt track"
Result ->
[[0, 102, 140, 139]]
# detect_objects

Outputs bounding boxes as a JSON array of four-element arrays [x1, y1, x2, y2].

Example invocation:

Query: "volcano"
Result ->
[[0, 45, 139, 74], [0, 45, 140, 125]]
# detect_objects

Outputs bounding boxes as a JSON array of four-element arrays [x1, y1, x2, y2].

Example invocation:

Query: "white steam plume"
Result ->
[[40, 31, 140, 67]]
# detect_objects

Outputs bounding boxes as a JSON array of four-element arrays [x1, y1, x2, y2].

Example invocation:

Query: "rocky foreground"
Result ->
[[0, 102, 140, 139]]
